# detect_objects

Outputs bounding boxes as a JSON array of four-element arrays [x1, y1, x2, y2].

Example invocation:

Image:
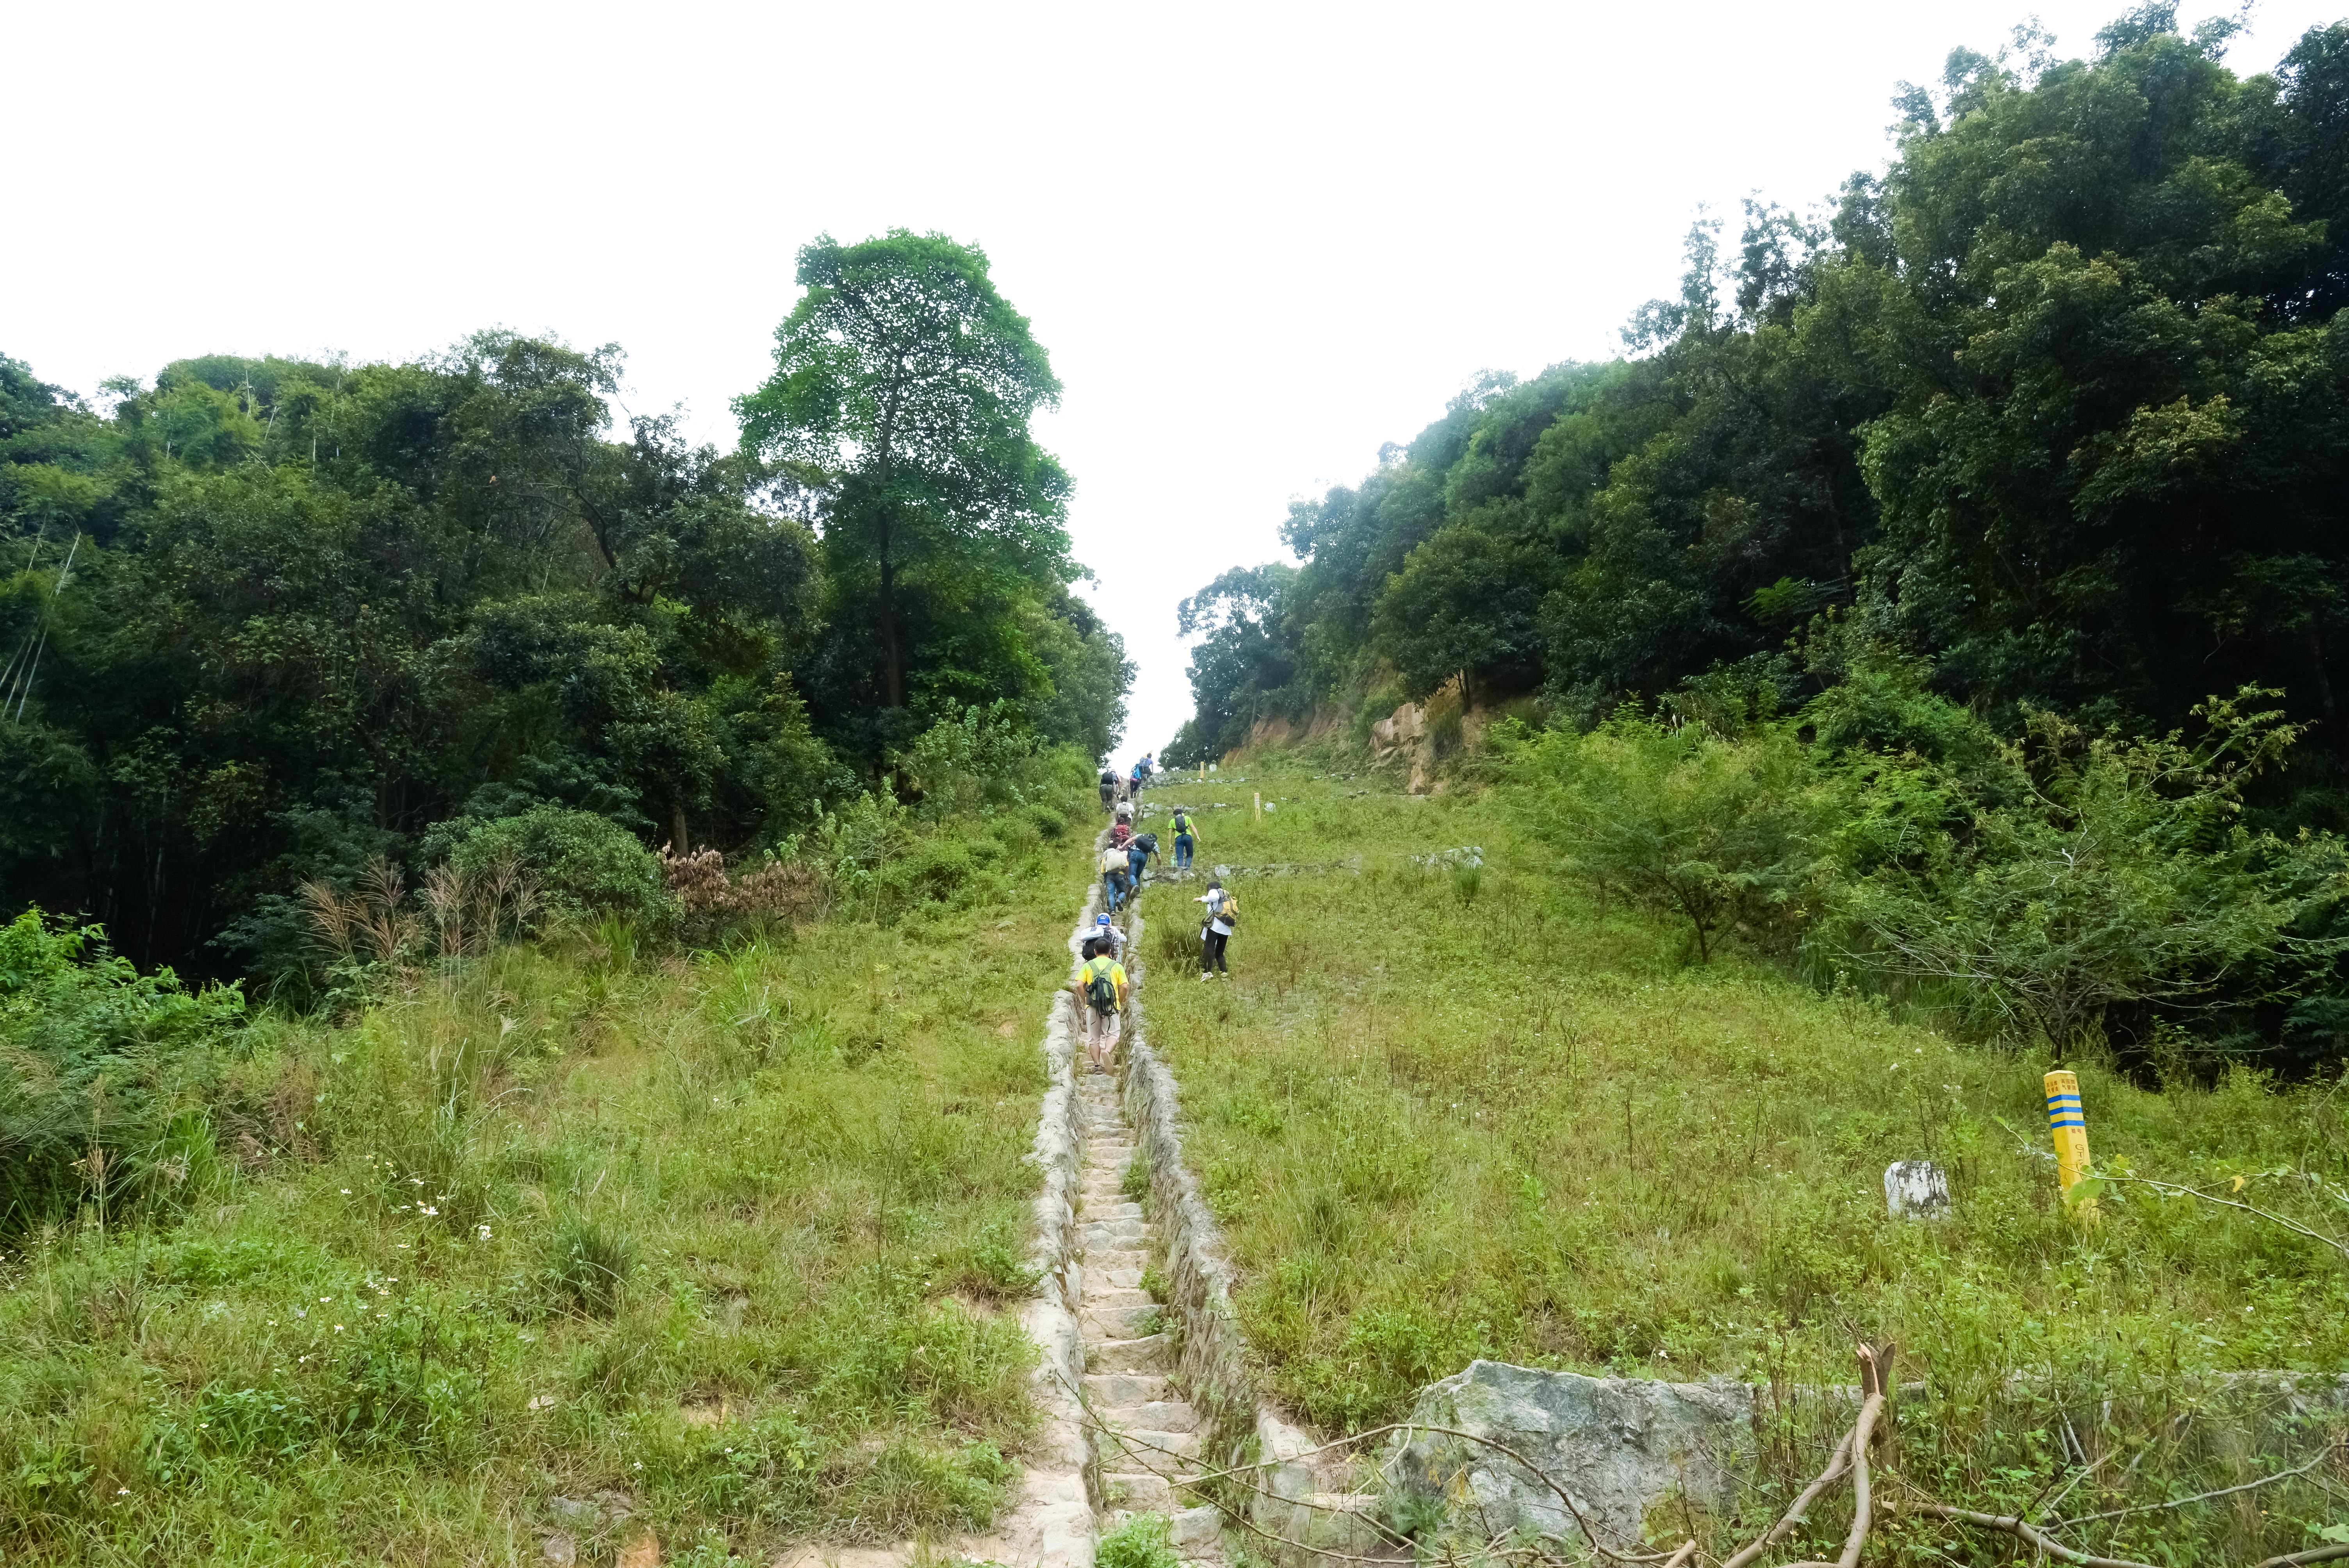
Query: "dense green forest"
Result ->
[[1175, 8, 2349, 748], [0, 233, 1129, 982], [1172, 8, 2349, 1070]]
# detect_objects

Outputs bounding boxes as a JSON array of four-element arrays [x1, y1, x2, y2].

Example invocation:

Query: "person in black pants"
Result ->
[[1196, 877, 1235, 978]]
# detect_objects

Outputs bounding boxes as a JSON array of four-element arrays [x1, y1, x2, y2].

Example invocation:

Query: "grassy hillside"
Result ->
[[1136, 755, 2349, 1556], [0, 819, 1091, 1566]]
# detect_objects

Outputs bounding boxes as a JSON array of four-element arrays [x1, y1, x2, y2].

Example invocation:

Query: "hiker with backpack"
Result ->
[[1196, 877, 1237, 978], [1168, 807, 1200, 870], [1090, 911, 1126, 963], [1099, 767, 1118, 813], [1127, 830, 1156, 896], [1100, 840, 1132, 915], [1072, 937, 1129, 1074]]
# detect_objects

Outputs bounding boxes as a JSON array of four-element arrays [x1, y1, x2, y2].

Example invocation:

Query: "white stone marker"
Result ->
[[1884, 1160, 1951, 1220]]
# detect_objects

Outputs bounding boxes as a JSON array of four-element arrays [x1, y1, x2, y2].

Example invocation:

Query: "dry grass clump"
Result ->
[[661, 844, 827, 941]]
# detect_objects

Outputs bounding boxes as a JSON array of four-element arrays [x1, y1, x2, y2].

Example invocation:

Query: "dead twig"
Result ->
[[2095, 1172, 2349, 1266], [2048, 1442, 2342, 1531]]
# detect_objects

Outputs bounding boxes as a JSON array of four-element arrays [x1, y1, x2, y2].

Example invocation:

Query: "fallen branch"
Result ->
[[1899, 1502, 2160, 1568], [1716, 1431, 1853, 1568], [1726, 1343, 1892, 1568], [2253, 1547, 2349, 1568]]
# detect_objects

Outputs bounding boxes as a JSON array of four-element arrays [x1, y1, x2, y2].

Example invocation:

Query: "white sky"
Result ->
[[8, 0, 2339, 763]]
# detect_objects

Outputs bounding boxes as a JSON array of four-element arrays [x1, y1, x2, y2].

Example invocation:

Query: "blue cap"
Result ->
[[1096, 914, 1111, 926]]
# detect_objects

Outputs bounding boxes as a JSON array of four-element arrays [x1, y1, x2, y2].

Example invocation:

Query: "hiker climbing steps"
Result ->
[[1074, 1070, 1223, 1563]]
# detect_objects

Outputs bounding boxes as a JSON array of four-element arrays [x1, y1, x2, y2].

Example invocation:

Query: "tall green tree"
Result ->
[[734, 232, 1073, 719]]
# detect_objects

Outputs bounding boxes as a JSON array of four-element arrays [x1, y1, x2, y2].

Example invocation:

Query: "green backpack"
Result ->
[[1084, 962, 1118, 1012]]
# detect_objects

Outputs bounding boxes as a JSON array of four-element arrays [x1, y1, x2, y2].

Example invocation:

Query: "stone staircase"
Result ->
[[1075, 1070, 1225, 1564]]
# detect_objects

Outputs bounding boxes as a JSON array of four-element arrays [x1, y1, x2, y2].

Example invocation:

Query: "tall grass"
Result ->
[[0, 816, 1087, 1564], [1139, 763, 2349, 1561]]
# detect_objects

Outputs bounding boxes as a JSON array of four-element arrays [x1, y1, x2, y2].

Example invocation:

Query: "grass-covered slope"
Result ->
[[0, 827, 1090, 1566], [1137, 763, 2349, 1434]]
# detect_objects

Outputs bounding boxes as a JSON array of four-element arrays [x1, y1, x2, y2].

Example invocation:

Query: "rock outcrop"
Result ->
[[1388, 1360, 1757, 1554]]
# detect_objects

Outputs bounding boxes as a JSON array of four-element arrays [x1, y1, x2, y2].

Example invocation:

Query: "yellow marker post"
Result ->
[[2044, 1069, 2096, 1220], [1254, 790, 1261, 822]]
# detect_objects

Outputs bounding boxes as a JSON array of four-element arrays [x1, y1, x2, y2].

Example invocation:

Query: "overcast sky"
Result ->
[[8, 0, 2340, 763]]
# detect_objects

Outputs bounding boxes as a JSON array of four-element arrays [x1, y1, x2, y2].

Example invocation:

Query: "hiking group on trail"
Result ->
[[1074, 753, 1238, 1072], [1098, 750, 1157, 814]]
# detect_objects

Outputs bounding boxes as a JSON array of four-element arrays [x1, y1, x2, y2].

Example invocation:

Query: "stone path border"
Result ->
[[995, 891, 1096, 1568], [1118, 905, 1391, 1566]]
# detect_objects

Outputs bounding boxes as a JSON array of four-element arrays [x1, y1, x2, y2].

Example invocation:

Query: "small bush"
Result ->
[[1027, 803, 1068, 841], [1121, 1155, 1152, 1202], [429, 805, 670, 933], [1097, 1511, 1181, 1568], [545, 1216, 636, 1317]]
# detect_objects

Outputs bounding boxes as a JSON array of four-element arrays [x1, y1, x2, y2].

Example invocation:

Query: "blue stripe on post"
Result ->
[[2048, 1117, 2086, 1128], [2045, 1095, 2082, 1105]]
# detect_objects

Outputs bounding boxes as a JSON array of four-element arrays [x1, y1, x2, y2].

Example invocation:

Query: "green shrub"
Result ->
[[1528, 712, 1825, 961], [1817, 689, 2345, 1055], [428, 805, 669, 932], [1096, 1511, 1181, 1568], [891, 839, 977, 906], [0, 909, 246, 1230]]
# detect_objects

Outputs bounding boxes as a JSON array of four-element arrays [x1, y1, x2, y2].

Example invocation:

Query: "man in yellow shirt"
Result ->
[[1073, 938, 1129, 1074]]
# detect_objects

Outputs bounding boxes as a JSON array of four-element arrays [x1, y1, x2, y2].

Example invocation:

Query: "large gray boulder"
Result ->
[[1388, 1360, 1757, 1553]]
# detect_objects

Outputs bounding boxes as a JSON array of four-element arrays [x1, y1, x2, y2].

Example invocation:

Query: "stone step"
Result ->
[[1084, 1302, 1164, 1339], [1082, 1286, 1150, 1312], [1091, 1265, 1144, 1289], [1100, 1472, 1173, 1511], [1173, 1506, 1224, 1550], [1088, 1250, 1150, 1272], [1082, 1202, 1144, 1222], [1099, 1427, 1205, 1466], [1085, 1371, 1168, 1405], [1096, 1398, 1203, 1434], [1085, 1222, 1148, 1249], [1089, 1332, 1175, 1372]]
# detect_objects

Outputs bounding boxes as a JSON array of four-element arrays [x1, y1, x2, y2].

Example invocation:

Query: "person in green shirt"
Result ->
[[1169, 808, 1199, 870]]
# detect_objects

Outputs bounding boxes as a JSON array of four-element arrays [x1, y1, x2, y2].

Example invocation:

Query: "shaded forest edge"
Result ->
[[1169, 7, 2349, 1074], [0, 230, 1132, 986]]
